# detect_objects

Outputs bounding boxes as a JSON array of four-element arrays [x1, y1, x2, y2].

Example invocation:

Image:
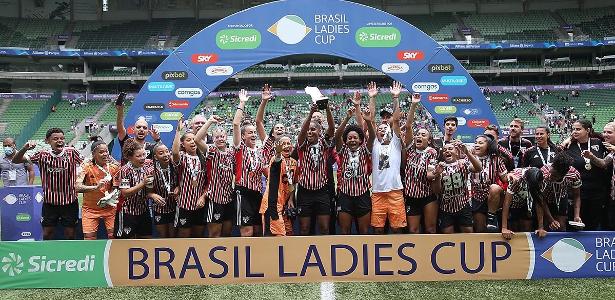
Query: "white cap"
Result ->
[[304, 86, 328, 103]]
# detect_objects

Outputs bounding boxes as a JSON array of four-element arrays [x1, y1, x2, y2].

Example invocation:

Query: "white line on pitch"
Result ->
[[320, 281, 335, 300]]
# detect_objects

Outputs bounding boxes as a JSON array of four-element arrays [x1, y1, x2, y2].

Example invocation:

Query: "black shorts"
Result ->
[[174, 207, 206, 228], [337, 191, 371, 218], [297, 185, 331, 217], [470, 198, 488, 214], [153, 211, 175, 225], [405, 195, 437, 216], [207, 199, 236, 223], [509, 207, 534, 221], [235, 186, 262, 226], [41, 202, 78, 228], [114, 210, 152, 238], [549, 198, 569, 217], [439, 205, 473, 229]]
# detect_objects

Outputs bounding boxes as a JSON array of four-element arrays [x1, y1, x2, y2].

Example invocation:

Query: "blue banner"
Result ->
[[0, 186, 43, 241]]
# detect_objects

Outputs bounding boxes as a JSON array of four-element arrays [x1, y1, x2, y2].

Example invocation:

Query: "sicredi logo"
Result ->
[[397, 50, 424, 61], [452, 97, 473, 104], [428, 94, 449, 103], [412, 82, 440, 93], [356, 27, 401, 48], [429, 64, 454, 73], [15, 213, 31, 222], [216, 29, 261, 50], [160, 112, 183, 121], [206, 66, 234, 76], [468, 119, 490, 128], [440, 76, 468, 86], [434, 106, 457, 115], [191, 54, 219, 64], [168, 100, 189, 109], [175, 88, 203, 99], [143, 103, 165, 111], [147, 82, 175, 92], [152, 124, 174, 133], [268, 15, 311, 44], [1, 252, 95, 277], [381, 63, 409, 74], [161, 71, 188, 81], [463, 108, 481, 116]]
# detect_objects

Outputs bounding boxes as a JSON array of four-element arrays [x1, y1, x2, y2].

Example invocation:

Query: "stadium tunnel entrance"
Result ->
[[115, 0, 497, 156]]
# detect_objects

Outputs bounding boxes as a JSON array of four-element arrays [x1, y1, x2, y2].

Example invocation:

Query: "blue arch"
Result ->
[[119, 0, 497, 155]]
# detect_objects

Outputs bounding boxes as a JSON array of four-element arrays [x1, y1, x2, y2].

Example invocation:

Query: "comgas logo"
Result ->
[[412, 82, 440, 93], [175, 88, 203, 99]]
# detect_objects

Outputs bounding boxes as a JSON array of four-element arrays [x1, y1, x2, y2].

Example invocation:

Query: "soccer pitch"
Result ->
[[2, 279, 615, 300]]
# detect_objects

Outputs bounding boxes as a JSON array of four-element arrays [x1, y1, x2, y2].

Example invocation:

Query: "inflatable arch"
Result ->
[[119, 0, 497, 155]]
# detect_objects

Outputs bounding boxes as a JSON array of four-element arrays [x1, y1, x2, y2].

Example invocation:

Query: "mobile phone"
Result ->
[[115, 92, 126, 106]]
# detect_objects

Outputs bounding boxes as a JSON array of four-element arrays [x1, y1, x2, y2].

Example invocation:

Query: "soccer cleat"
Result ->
[[486, 213, 499, 232]]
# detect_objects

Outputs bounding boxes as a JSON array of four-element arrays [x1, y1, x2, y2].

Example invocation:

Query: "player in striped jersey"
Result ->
[[403, 93, 439, 234], [296, 98, 335, 236], [195, 115, 236, 238], [471, 135, 508, 232], [114, 93, 159, 162], [255, 84, 286, 168], [430, 142, 482, 233], [261, 136, 297, 236], [113, 138, 154, 239], [75, 138, 120, 240], [541, 153, 583, 232], [334, 100, 376, 235], [172, 116, 208, 238], [147, 143, 177, 238], [501, 167, 547, 239], [233, 89, 266, 237], [484, 125, 515, 171], [13, 128, 83, 240]]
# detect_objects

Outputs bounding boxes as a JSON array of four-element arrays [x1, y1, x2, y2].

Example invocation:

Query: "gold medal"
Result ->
[[585, 163, 592, 170]]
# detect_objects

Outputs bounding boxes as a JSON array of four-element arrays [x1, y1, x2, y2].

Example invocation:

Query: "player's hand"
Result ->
[[208, 115, 223, 124], [239, 89, 250, 104], [24, 140, 37, 150], [535, 228, 547, 238], [96, 180, 107, 190], [196, 194, 206, 208], [390, 81, 402, 98], [560, 137, 572, 149], [177, 115, 184, 132], [581, 150, 593, 159], [346, 106, 356, 118], [603, 142, 615, 152], [549, 220, 561, 230], [574, 216, 582, 223], [275, 140, 284, 154], [170, 186, 179, 196], [150, 194, 166, 206], [411, 93, 421, 104], [262, 84, 272, 101], [310, 103, 319, 113], [352, 91, 361, 106], [150, 126, 161, 141], [367, 81, 378, 98], [362, 108, 374, 122], [501, 228, 514, 240], [434, 162, 445, 176]]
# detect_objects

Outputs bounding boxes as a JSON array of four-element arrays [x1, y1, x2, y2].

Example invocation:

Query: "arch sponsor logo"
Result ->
[[1, 252, 96, 277], [429, 64, 454, 73], [216, 29, 261, 50], [440, 76, 468, 86], [168, 100, 189, 109], [355, 27, 401, 48], [467, 119, 490, 128], [452, 97, 473, 104], [268, 15, 311, 45], [143, 103, 165, 111], [147, 82, 175, 92], [152, 124, 174, 133], [381, 63, 409, 73], [412, 82, 439, 93], [463, 108, 481, 116], [206, 66, 234, 76], [428, 94, 449, 103], [15, 213, 31, 222], [397, 50, 424, 61], [456, 117, 467, 126], [3, 194, 17, 205], [191, 53, 219, 64], [175, 88, 203, 99], [434, 106, 457, 115], [160, 112, 183, 121], [161, 71, 188, 81], [541, 238, 591, 272]]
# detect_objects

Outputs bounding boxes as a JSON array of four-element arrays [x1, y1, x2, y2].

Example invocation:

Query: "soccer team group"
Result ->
[[5, 82, 615, 241]]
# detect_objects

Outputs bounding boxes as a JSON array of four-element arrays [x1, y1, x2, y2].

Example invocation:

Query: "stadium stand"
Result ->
[[30, 100, 105, 143], [0, 99, 48, 140], [559, 7, 615, 38], [399, 13, 458, 41], [462, 11, 559, 42]]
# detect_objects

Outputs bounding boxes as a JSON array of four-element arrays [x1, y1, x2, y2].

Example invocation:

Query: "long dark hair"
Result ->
[[535, 126, 557, 149]]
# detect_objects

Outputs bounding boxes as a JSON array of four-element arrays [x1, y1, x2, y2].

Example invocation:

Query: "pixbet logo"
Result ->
[[191, 54, 219, 64], [216, 29, 261, 50], [428, 64, 454, 73], [161, 71, 188, 80], [397, 50, 424, 61]]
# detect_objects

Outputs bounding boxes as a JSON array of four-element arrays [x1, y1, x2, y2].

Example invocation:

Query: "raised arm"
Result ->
[[195, 115, 221, 153], [12, 141, 36, 164], [255, 84, 272, 142], [325, 104, 335, 139], [459, 142, 482, 173], [233, 89, 249, 147], [390, 81, 403, 140], [351, 91, 364, 128], [404, 93, 420, 146], [367, 82, 377, 126], [363, 109, 376, 152], [297, 104, 318, 146], [172, 116, 184, 163], [115, 95, 127, 141], [334, 107, 354, 152]]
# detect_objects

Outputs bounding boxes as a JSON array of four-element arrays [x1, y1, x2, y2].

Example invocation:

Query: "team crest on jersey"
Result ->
[[124, 227, 132, 234], [591, 145, 600, 152], [242, 216, 250, 224], [145, 150, 151, 157], [179, 218, 187, 225], [155, 216, 161, 222], [214, 213, 221, 220]]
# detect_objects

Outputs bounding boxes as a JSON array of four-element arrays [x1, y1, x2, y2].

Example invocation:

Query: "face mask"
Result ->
[[4, 147, 14, 157]]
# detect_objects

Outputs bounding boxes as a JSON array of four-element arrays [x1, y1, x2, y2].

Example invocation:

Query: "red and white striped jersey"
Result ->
[[261, 136, 276, 167], [114, 159, 153, 215], [151, 162, 177, 214], [471, 155, 507, 202], [297, 138, 332, 190], [439, 159, 472, 213], [541, 165, 582, 206], [234, 142, 265, 192], [30, 147, 83, 205], [337, 145, 371, 196], [205, 145, 235, 204], [404, 146, 438, 198], [175, 152, 207, 210]]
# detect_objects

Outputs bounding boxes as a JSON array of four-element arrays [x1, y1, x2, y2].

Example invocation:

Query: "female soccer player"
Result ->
[[334, 98, 376, 235], [114, 138, 153, 239], [255, 84, 287, 168], [148, 142, 177, 238], [76, 138, 120, 240], [403, 93, 439, 234], [195, 115, 236, 238], [172, 116, 208, 238], [233, 89, 267, 237], [501, 167, 547, 239], [541, 153, 582, 232], [430, 142, 482, 233], [522, 126, 558, 168], [261, 136, 297, 236], [471, 135, 508, 232]]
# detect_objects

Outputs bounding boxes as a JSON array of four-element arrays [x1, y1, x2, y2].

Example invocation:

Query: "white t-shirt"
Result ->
[[371, 131, 403, 193]]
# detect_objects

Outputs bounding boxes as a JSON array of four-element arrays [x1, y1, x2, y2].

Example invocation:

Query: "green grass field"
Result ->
[[1, 279, 615, 300]]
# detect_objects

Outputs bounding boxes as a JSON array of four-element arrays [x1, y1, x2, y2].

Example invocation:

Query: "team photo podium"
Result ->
[[0, 186, 43, 241]]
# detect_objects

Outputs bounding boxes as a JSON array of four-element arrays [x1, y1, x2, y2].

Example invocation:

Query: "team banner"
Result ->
[[0, 232, 614, 288]]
